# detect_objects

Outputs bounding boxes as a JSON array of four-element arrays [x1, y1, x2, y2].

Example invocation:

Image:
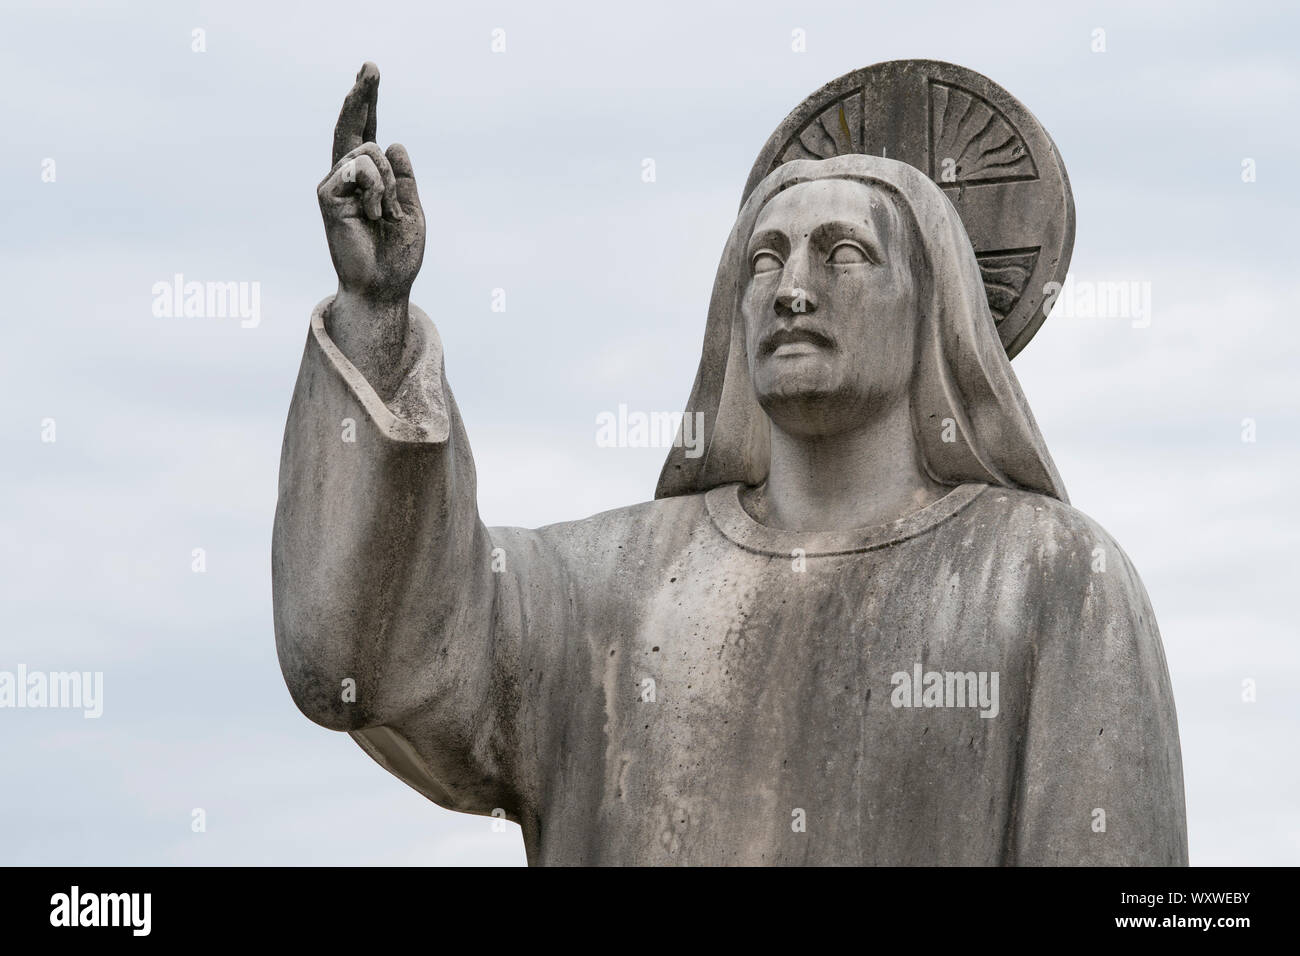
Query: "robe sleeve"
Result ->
[[272, 296, 524, 818], [1011, 524, 1189, 865]]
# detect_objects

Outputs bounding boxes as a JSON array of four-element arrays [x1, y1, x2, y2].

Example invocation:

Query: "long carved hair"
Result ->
[[655, 154, 1067, 503]]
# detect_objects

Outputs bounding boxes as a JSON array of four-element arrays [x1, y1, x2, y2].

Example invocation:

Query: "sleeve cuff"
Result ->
[[309, 295, 451, 445]]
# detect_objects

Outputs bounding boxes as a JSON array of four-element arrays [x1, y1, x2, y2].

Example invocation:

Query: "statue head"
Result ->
[[657, 153, 1067, 502]]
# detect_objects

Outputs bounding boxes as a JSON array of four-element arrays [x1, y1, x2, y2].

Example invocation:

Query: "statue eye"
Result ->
[[827, 240, 870, 265], [751, 250, 784, 275]]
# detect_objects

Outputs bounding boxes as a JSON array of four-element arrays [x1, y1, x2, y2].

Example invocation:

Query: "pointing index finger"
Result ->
[[331, 62, 379, 167]]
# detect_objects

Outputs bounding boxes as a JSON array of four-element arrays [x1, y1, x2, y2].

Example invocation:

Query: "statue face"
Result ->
[[741, 179, 918, 437]]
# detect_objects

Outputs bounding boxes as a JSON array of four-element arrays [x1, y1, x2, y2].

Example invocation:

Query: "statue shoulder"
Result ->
[[493, 492, 711, 559], [966, 486, 1150, 594], [965, 486, 1164, 665]]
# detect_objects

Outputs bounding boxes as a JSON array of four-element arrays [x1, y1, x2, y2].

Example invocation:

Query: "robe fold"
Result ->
[[272, 296, 1188, 866]]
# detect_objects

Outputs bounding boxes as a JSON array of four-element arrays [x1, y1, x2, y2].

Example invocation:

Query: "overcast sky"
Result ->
[[1, 0, 1296, 865]]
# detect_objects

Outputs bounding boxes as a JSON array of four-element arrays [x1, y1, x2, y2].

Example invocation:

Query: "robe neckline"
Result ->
[[705, 481, 988, 557]]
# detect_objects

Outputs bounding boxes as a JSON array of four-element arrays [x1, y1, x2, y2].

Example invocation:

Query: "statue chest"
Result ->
[[534, 524, 1032, 865]]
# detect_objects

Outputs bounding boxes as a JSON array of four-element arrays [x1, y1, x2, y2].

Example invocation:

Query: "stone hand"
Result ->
[[318, 62, 426, 305]]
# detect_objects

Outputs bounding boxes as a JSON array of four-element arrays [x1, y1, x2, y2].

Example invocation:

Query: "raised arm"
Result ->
[[272, 64, 520, 816]]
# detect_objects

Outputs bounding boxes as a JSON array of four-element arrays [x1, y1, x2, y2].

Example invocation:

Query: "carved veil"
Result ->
[[655, 154, 1068, 504]]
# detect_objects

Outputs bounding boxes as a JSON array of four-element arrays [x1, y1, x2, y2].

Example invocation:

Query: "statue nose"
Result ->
[[775, 283, 817, 317]]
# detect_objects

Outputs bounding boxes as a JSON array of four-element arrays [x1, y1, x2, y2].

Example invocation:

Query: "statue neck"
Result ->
[[752, 399, 948, 532]]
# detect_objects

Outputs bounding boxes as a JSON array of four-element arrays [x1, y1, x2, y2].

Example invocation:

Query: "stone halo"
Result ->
[[741, 60, 1075, 359]]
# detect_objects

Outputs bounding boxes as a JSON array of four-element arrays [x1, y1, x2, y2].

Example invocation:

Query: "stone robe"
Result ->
[[272, 298, 1188, 866]]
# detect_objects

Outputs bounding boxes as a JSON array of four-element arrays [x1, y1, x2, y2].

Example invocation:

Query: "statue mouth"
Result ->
[[761, 326, 836, 357]]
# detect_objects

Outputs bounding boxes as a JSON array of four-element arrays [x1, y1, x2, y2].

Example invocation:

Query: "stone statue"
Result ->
[[273, 61, 1188, 865]]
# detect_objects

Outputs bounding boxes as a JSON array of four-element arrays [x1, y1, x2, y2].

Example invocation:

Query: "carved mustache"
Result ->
[[759, 325, 837, 356]]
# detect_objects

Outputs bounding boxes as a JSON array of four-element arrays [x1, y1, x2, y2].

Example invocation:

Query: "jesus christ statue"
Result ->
[[272, 63, 1188, 865]]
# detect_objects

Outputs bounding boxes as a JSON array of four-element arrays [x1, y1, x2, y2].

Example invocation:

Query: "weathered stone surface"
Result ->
[[273, 62, 1187, 866]]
